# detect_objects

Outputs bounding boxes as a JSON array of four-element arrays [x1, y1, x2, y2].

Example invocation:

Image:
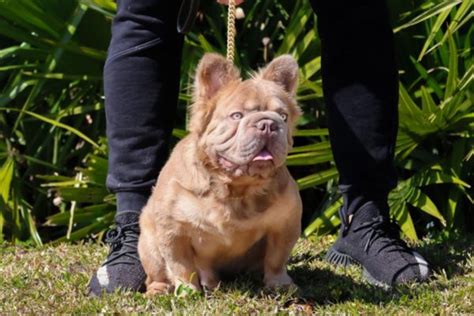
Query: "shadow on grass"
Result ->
[[416, 233, 473, 279], [291, 233, 473, 307], [215, 233, 473, 308]]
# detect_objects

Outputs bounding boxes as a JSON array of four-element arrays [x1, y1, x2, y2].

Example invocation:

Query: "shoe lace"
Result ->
[[353, 215, 409, 254], [103, 222, 140, 266]]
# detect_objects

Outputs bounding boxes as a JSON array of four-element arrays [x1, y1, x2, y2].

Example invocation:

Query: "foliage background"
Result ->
[[0, 0, 472, 245]]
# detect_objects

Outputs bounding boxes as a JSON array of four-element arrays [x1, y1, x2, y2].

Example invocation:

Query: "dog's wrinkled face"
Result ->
[[190, 53, 301, 178], [206, 81, 295, 177]]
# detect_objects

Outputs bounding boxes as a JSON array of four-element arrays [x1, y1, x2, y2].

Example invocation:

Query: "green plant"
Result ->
[[0, 0, 110, 244], [0, 0, 472, 244], [305, 0, 473, 239]]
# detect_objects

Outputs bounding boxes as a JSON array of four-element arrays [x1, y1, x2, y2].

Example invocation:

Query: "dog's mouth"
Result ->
[[251, 147, 273, 162], [217, 146, 274, 170]]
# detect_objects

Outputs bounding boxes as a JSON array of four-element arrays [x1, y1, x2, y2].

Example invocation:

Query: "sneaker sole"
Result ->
[[325, 246, 357, 267], [325, 246, 391, 289]]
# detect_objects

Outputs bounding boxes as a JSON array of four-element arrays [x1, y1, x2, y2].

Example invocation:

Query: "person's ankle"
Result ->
[[338, 185, 390, 222], [116, 191, 149, 213]]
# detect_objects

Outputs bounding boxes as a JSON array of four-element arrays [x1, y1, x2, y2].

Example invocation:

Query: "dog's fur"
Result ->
[[138, 53, 302, 295]]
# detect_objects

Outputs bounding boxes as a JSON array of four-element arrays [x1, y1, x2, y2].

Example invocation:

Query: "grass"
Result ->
[[0, 235, 472, 314]]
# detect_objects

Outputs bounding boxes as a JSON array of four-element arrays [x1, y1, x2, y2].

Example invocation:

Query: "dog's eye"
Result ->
[[280, 113, 288, 122], [230, 112, 243, 120]]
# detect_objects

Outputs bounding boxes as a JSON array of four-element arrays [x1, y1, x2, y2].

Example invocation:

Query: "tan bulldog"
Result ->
[[138, 53, 302, 295]]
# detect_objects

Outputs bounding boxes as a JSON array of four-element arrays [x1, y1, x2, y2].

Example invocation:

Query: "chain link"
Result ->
[[226, 0, 236, 62]]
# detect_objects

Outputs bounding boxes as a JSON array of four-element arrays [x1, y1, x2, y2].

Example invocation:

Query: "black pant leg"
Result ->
[[310, 0, 399, 211], [104, 0, 183, 212]]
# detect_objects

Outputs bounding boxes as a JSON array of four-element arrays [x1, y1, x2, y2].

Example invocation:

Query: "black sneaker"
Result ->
[[88, 211, 146, 295], [326, 201, 431, 287]]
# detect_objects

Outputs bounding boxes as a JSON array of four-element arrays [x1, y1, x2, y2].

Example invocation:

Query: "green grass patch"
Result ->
[[0, 235, 472, 314]]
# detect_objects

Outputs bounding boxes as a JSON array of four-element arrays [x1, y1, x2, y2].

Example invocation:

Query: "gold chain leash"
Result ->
[[226, 0, 236, 62]]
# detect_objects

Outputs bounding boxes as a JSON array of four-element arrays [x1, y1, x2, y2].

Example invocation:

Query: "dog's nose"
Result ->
[[256, 119, 277, 133]]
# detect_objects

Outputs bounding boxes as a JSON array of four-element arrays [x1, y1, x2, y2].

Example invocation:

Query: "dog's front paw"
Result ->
[[264, 272, 298, 291], [199, 269, 220, 292], [146, 281, 173, 296]]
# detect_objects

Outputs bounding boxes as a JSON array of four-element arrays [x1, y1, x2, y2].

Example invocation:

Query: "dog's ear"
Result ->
[[194, 53, 240, 100], [190, 54, 240, 135], [259, 55, 298, 95]]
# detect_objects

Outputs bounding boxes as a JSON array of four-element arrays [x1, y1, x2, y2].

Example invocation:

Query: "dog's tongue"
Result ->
[[252, 148, 273, 161]]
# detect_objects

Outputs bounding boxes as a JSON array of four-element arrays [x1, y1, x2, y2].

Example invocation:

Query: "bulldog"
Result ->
[[138, 53, 302, 295]]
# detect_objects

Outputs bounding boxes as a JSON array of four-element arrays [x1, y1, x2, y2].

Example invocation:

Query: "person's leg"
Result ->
[[89, 0, 183, 295], [310, 0, 430, 286]]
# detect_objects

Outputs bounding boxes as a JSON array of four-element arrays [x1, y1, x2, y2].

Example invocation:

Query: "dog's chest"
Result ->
[[191, 223, 262, 263], [176, 195, 270, 261]]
